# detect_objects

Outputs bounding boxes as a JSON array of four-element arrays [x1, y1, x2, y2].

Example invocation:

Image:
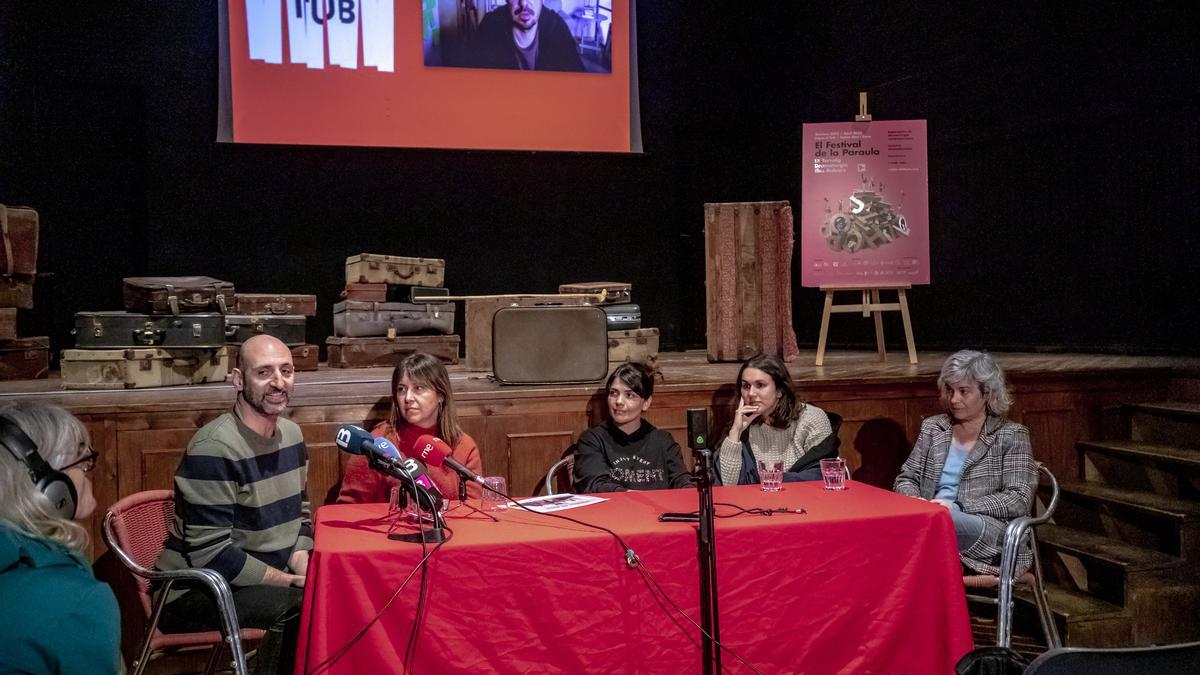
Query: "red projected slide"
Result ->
[[221, 1, 636, 152]]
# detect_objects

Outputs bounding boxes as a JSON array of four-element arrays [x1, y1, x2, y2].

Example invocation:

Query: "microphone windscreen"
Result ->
[[373, 437, 404, 460], [335, 425, 374, 455], [413, 434, 451, 468]]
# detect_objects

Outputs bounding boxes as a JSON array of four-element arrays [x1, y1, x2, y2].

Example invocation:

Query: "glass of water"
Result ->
[[820, 458, 847, 491], [757, 460, 784, 492]]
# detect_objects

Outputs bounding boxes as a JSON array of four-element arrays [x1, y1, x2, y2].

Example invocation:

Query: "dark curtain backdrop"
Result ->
[[1, 2, 1195, 361]]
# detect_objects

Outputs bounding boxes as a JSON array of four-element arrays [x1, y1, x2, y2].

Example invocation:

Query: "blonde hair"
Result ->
[[0, 401, 91, 554]]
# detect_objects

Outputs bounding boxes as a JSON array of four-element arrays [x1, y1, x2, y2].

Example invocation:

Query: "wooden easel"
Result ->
[[812, 92, 919, 366], [815, 285, 917, 366]]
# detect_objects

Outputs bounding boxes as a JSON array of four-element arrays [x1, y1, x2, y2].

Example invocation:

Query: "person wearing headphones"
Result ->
[[0, 400, 122, 674]]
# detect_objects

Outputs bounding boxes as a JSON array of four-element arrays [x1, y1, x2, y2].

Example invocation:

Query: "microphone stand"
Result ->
[[445, 474, 498, 522], [692, 447, 722, 675], [369, 458, 448, 544]]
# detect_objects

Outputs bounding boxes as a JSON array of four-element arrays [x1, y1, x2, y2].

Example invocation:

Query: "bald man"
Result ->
[[157, 335, 311, 675]]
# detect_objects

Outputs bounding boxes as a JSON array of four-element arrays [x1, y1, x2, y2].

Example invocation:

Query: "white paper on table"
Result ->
[[501, 494, 607, 513]]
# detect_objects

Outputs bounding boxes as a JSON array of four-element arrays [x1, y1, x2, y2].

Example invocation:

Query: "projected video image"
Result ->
[[423, 0, 613, 73]]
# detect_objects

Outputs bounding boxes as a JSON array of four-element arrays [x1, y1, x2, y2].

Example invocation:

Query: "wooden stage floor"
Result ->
[[3, 349, 1198, 412]]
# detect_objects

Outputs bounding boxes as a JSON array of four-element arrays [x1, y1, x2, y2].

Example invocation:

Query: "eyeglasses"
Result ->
[[61, 447, 99, 473]]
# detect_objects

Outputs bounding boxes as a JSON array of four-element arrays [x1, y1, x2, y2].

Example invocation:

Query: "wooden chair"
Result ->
[[102, 489, 262, 675], [963, 462, 1062, 650]]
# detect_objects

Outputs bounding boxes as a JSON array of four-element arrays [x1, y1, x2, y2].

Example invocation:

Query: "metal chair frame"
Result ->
[[102, 492, 252, 675], [967, 462, 1062, 651], [545, 456, 575, 495]]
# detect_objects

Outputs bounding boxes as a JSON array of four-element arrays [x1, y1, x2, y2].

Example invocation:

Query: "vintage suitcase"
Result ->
[[0, 204, 39, 310], [345, 254, 445, 287], [341, 283, 388, 303], [464, 297, 589, 371], [233, 293, 317, 317], [225, 314, 307, 346], [492, 305, 608, 384], [559, 281, 631, 305], [332, 301, 454, 337], [73, 311, 227, 349], [60, 347, 230, 390], [123, 277, 235, 315], [326, 335, 460, 368], [704, 201, 800, 363], [229, 343, 319, 371], [608, 328, 660, 364], [603, 303, 641, 330], [0, 336, 50, 380], [0, 308, 15, 341]]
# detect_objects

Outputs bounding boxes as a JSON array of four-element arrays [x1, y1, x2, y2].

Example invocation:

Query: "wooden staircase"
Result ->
[[1012, 401, 1200, 647]]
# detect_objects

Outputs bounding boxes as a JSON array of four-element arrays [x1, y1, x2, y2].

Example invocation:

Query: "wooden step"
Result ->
[[1126, 401, 1200, 420], [1056, 480, 1200, 523], [1039, 524, 1185, 573], [1127, 402, 1200, 451], [1013, 583, 1133, 647], [1078, 440, 1200, 470]]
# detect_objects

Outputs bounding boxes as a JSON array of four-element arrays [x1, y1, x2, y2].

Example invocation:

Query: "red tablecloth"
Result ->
[[296, 482, 972, 674]]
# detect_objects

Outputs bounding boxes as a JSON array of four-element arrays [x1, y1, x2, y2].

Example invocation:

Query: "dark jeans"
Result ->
[[160, 584, 304, 675]]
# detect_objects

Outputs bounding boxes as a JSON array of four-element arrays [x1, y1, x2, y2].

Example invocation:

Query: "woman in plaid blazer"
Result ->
[[894, 350, 1037, 575]]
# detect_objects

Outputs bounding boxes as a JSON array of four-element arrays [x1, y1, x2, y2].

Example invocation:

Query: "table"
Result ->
[[296, 482, 973, 674]]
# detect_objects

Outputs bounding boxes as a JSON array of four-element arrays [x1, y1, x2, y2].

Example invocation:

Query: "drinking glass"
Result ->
[[757, 460, 784, 492], [820, 458, 847, 491]]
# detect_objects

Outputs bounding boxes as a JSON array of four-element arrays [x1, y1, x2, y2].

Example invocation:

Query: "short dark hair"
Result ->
[[736, 353, 802, 428], [607, 362, 655, 399]]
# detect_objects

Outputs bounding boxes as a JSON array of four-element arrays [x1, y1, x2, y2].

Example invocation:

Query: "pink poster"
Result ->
[[800, 120, 930, 287]]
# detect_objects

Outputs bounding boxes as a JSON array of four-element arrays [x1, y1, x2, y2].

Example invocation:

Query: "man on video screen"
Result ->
[[467, 0, 585, 72]]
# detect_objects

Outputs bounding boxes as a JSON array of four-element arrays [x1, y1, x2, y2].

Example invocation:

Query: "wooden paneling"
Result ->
[[4, 350, 1189, 560]]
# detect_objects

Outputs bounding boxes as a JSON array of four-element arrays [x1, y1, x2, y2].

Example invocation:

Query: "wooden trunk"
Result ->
[[704, 201, 800, 363], [233, 293, 317, 317], [0, 336, 49, 380], [0, 204, 39, 309], [325, 335, 459, 368], [0, 308, 15, 340]]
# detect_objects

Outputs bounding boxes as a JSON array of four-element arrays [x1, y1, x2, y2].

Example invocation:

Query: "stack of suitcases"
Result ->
[[61, 277, 318, 389], [0, 204, 50, 380], [327, 254, 460, 368], [558, 281, 659, 366]]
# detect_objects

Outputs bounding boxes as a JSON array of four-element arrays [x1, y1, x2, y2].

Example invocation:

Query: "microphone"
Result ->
[[414, 434, 487, 487], [336, 425, 445, 510]]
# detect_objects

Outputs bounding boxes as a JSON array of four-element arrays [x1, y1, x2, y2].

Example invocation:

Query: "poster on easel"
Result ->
[[800, 120, 930, 287]]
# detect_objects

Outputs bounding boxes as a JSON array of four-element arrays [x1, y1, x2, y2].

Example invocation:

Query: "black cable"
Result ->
[[304, 528, 452, 675], [490, 488, 764, 673]]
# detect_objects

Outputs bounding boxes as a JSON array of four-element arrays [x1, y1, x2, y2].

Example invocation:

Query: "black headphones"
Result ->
[[0, 415, 78, 520]]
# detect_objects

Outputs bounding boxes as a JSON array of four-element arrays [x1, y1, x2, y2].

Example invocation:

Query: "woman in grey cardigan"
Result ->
[[894, 350, 1037, 575]]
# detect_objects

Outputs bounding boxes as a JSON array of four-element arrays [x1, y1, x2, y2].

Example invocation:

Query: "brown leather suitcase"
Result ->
[[0, 308, 15, 341], [60, 347, 230, 390], [123, 276, 235, 315], [229, 343, 319, 371], [233, 293, 317, 317], [345, 254, 445, 287], [492, 305, 608, 384], [325, 335, 460, 368], [0, 204, 39, 309], [0, 336, 49, 380], [341, 283, 388, 303], [558, 281, 631, 305], [608, 328, 660, 364], [704, 201, 800, 362]]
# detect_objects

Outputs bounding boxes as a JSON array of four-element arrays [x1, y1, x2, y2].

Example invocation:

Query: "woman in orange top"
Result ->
[[337, 352, 483, 503]]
